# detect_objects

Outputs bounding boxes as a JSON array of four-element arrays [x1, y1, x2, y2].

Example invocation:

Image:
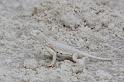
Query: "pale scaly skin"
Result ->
[[31, 30, 112, 67]]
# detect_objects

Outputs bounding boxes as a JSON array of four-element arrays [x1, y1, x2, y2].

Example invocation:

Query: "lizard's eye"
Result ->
[[57, 52, 59, 53]]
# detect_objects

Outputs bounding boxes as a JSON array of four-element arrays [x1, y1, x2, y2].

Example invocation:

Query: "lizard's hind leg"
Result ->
[[72, 53, 79, 63], [78, 57, 88, 73], [72, 54, 83, 64], [72, 54, 88, 72]]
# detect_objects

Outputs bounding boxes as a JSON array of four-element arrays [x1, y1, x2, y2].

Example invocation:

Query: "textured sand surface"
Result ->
[[0, 0, 124, 82]]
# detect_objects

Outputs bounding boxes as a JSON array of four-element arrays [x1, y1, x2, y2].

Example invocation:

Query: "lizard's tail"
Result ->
[[81, 52, 112, 61]]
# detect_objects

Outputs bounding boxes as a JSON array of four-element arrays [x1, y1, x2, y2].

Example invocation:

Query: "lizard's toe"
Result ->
[[76, 59, 85, 66], [47, 64, 55, 68]]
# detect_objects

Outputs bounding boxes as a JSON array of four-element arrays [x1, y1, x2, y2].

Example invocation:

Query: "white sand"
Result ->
[[0, 0, 124, 82]]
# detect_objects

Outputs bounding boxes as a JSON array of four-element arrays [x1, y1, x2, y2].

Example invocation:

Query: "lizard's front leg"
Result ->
[[46, 47, 57, 67]]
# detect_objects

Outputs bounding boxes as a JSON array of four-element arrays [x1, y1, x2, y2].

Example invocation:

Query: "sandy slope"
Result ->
[[0, 0, 124, 82]]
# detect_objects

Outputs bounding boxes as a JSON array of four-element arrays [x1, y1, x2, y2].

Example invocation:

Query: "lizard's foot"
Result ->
[[47, 64, 55, 68], [76, 57, 88, 65], [76, 59, 85, 66]]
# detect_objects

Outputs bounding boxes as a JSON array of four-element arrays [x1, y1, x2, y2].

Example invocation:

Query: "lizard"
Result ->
[[31, 30, 112, 67]]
